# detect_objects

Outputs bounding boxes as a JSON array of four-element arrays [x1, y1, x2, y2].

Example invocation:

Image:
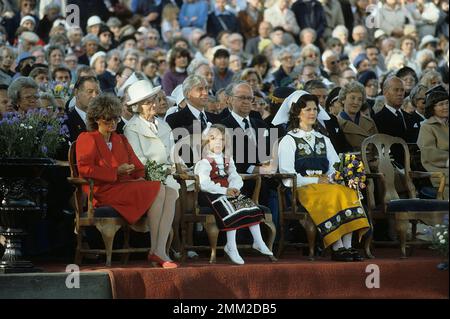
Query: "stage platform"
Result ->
[[0, 248, 447, 299]]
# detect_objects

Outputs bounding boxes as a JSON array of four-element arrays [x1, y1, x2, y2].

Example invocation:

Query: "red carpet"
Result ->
[[39, 248, 448, 299]]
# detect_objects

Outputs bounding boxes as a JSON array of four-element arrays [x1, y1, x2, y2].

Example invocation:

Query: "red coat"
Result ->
[[76, 131, 160, 224]]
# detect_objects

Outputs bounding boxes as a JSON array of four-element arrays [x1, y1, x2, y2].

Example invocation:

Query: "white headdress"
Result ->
[[271, 90, 308, 126]]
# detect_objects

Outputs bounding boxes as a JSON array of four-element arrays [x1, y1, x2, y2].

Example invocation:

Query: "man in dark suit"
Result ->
[[166, 75, 220, 166], [65, 76, 124, 143], [166, 75, 219, 134], [220, 82, 274, 204], [374, 76, 416, 166]]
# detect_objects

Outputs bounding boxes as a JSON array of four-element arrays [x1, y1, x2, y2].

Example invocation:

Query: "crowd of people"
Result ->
[[0, 0, 448, 266]]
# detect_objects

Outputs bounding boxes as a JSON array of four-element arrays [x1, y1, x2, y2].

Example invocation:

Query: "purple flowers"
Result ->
[[0, 109, 68, 158]]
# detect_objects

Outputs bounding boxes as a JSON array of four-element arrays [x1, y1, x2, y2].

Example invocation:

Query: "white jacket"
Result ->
[[124, 115, 180, 191]]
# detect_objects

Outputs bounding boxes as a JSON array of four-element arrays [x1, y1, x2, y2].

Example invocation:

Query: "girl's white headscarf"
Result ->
[[271, 90, 331, 126]]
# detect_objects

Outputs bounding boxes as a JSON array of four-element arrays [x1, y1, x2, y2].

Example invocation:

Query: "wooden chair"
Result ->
[[361, 134, 448, 258], [67, 142, 153, 266], [269, 173, 317, 260], [174, 165, 277, 263]]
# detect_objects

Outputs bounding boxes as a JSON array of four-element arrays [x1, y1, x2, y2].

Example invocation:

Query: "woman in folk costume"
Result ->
[[194, 124, 273, 265], [276, 90, 370, 261], [123, 80, 181, 266], [76, 94, 177, 269]]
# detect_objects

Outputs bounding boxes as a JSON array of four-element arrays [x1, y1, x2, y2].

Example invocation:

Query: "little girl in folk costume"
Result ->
[[194, 124, 273, 265]]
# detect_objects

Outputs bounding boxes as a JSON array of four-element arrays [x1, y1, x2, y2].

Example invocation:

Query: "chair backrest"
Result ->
[[68, 142, 78, 178], [361, 134, 415, 203]]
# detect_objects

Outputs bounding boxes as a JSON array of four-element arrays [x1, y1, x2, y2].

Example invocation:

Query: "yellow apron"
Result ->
[[297, 183, 370, 248]]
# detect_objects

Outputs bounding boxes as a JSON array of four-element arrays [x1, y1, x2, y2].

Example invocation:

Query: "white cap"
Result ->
[[374, 29, 386, 40], [20, 15, 36, 26], [170, 84, 185, 106], [127, 80, 161, 106], [52, 18, 68, 29], [419, 35, 439, 50], [87, 16, 102, 28], [89, 51, 106, 67]]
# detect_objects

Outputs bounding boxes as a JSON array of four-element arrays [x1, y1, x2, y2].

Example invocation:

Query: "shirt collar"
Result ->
[[339, 111, 360, 124], [385, 104, 400, 115], [415, 110, 426, 120], [74, 106, 87, 124], [231, 111, 251, 129], [187, 103, 205, 120]]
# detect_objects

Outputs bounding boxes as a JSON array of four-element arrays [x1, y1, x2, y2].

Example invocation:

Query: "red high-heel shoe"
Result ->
[[147, 254, 178, 269]]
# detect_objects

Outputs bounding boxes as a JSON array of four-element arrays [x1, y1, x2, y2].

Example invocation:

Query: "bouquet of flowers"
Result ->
[[332, 153, 367, 190], [431, 224, 449, 259], [144, 160, 170, 184], [0, 109, 69, 158], [46, 81, 72, 101]]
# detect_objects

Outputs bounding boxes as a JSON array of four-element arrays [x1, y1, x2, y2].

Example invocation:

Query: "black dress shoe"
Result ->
[[331, 248, 353, 262], [348, 248, 364, 261]]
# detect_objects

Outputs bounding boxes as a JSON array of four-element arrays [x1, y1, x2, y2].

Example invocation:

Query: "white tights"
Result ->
[[331, 232, 353, 251], [226, 224, 267, 252]]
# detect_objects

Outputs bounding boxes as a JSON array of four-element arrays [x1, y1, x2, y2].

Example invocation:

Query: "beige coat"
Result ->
[[337, 114, 378, 152], [124, 115, 180, 191], [417, 116, 449, 199]]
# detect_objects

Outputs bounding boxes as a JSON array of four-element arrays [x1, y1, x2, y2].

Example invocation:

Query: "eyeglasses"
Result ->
[[234, 95, 255, 103], [100, 117, 121, 124]]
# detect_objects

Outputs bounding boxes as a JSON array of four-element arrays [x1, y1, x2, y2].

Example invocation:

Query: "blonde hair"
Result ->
[[162, 3, 179, 21]]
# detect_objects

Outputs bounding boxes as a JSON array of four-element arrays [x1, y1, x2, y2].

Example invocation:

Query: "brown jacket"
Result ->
[[417, 116, 449, 198], [337, 113, 378, 152], [237, 10, 264, 40]]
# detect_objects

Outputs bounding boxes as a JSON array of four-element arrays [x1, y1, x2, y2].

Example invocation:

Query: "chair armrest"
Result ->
[[239, 174, 261, 203], [410, 171, 446, 200], [173, 172, 198, 181], [67, 177, 90, 185]]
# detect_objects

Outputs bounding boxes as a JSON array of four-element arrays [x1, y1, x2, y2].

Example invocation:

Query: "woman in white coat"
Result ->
[[124, 80, 180, 265]]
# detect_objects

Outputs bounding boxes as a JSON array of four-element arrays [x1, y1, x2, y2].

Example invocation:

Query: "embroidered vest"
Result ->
[[288, 134, 329, 176], [206, 157, 230, 188]]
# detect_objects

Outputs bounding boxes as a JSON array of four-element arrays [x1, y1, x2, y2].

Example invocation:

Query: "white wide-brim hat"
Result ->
[[419, 35, 439, 50], [127, 80, 161, 106]]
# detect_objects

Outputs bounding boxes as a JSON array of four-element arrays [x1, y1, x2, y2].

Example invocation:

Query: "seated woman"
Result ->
[[336, 81, 378, 154], [417, 85, 449, 200], [123, 80, 181, 257], [76, 93, 178, 268], [277, 91, 370, 262]]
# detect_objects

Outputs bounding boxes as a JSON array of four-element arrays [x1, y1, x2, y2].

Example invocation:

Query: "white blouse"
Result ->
[[278, 129, 340, 187], [194, 152, 243, 195]]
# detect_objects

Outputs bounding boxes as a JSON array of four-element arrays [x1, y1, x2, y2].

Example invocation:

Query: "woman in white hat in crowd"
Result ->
[[124, 80, 180, 263]]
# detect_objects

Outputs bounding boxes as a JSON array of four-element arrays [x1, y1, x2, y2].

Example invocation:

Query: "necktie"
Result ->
[[199, 113, 207, 130], [242, 118, 250, 130], [396, 110, 406, 129]]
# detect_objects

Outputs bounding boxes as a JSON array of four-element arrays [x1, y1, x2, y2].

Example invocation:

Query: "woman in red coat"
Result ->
[[76, 93, 177, 268]]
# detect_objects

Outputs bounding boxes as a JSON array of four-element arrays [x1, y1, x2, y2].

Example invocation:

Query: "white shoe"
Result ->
[[224, 245, 245, 265], [252, 242, 273, 256]]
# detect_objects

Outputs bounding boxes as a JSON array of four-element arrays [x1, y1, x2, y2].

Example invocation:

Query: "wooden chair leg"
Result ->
[[121, 227, 130, 264], [75, 228, 83, 265], [180, 220, 188, 263], [96, 224, 121, 267], [364, 233, 375, 259], [170, 200, 182, 255], [395, 219, 409, 259], [276, 221, 285, 259], [204, 221, 219, 264], [303, 216, 316, 260]]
